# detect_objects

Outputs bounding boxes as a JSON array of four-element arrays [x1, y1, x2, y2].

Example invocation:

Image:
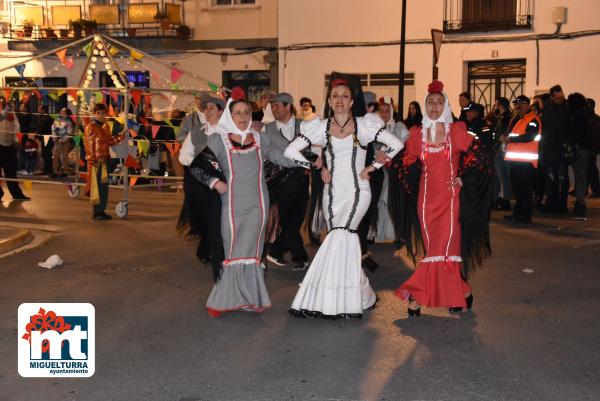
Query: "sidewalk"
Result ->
[[0, 227, 33, 255]]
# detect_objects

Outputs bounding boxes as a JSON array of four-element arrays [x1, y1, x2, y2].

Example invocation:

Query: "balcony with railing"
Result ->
[[0, 0, 191, 41], [443, 0, 533, 33]]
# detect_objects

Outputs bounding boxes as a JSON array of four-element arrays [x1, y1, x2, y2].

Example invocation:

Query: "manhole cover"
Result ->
[[93, 264, 165, 274]]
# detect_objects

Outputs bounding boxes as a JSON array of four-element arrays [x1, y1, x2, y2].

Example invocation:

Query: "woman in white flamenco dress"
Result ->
[[284, 79, 403, 318]]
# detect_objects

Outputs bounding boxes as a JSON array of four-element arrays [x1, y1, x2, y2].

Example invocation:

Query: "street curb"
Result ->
[[0, 229, 33, 255]]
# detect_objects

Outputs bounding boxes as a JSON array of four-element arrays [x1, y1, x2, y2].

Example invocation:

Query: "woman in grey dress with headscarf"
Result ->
[[191, 96, 296, 318]]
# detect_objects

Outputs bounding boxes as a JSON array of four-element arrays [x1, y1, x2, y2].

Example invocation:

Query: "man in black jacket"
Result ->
[[540, 85, 570, 214], [586, 98, 600, 198], [492, 97, 513, 210], [567, 93, 591, 219]]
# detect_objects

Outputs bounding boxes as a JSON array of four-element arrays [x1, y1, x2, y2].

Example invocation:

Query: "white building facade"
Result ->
[[1, 0, 599, 115]]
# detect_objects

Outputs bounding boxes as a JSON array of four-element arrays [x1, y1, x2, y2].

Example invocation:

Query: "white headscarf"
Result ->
[[421, 91, 453, 143], [216, 98, 254, 144], [379, 97, 396, 131], [261, 102, 275, 124]]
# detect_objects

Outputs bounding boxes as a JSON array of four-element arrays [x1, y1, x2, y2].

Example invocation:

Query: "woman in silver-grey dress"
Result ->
[[192, 97, 295, 318]]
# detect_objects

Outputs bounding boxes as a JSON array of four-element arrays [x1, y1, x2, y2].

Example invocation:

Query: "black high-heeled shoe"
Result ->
[[408, 306, 421, 317], [449, 293, 474, 313], [407, 298, 421, 317]]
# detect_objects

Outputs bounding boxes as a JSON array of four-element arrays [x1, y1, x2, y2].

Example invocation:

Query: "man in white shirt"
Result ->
[[177, 97, 224, 237], [178, 97, 224, 167], [263, 93, 313, 270]]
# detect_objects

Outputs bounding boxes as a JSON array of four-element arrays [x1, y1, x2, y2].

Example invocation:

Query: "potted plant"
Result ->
[[126, 27, 137, 37], [82, 19, 98, 36], [176, 25, 191, 39], [154, 11, 170, 30], [69, 19, 83, 37], [59, 28, 69, 38], [22, 20, 34, 37], [43, 27, 57, 38]]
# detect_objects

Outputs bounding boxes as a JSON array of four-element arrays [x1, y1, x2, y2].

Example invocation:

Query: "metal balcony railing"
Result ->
[[443, 0, 533, 33], [0, 0, 191, 40]]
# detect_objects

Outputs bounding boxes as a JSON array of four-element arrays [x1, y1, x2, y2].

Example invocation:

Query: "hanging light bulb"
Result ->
[[97, 43, 104, 49], [102, 57, 109, 63], [107, 70, 114, 76], [105, 64, 111, 70], [87, 69, 93, 75], [93, 49, 99, 55], [90, 63, 96, 69], [92, 56, 97, 62], [99, 50, 106, 57], [94, 35, 101, 42]]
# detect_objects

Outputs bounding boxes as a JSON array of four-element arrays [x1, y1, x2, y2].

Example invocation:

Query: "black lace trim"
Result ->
[[330, 226, 357, 233], [289, 308, 363, 320], [345, 129, 360, 229], [298, 133, 312, 146], [293, 159, 311, 168], [288, 297, 378, 320], [325, 118, 335, 231], [374, 127, 384, 143]]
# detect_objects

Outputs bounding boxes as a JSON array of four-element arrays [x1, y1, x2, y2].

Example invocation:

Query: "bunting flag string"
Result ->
[[151, 125, 160, 139], [56, 49, 67, 64], [110, 91, 119, 104], [65, 57, 75, 70], [137, 138, 150, 156], [124, 154, 140, 169], [15, 64, 26, 79], [131, 90, 142, 107], [170, 68, 183, 83], [21, 92, 31, 105], [130, 49, 144, 61]]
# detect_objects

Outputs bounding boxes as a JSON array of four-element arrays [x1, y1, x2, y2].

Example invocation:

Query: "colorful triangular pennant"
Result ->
[[171, 68, 183, 83]]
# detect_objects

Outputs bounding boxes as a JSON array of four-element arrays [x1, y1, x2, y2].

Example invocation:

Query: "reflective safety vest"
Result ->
[[505, 111, 542, 168]]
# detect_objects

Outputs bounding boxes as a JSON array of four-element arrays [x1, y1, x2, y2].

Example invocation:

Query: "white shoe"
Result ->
[[17, 170, 27, 175], [266, 255, 288, 266]]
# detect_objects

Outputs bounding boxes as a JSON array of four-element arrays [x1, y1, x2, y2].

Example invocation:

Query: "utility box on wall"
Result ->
[[552, 6, 567, 25]]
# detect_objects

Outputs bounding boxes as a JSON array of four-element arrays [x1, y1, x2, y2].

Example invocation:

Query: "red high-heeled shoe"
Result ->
[[207, 308, 222, 318]]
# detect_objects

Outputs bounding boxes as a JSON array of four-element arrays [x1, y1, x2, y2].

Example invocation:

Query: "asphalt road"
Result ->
[[1, 183, 599, 401]]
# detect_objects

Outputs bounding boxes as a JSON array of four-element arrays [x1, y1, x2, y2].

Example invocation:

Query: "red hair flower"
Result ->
[[427, 80, 444, 94], [230, 86, 246, 101]]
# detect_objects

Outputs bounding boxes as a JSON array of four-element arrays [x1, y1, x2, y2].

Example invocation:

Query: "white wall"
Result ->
[[186, 0, 277, 40], [278, 0, 600, 115]]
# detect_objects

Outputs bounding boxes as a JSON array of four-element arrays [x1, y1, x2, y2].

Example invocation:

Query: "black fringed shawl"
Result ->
[[188, 148, 226, 282], [389, 137, 494, 278]]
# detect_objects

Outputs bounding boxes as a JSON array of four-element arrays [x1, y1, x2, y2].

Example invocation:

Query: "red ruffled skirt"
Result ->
[[396, 259, 471, 308]]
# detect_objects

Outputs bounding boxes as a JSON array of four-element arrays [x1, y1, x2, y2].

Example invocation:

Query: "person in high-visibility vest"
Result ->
[[502, 95, 541, 223]]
